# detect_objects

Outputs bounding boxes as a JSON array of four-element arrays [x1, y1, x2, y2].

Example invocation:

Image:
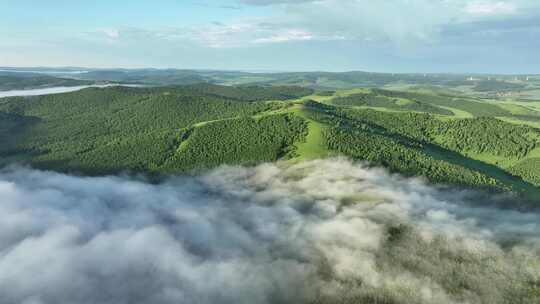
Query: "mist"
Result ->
[[0, 158, 539, 304]]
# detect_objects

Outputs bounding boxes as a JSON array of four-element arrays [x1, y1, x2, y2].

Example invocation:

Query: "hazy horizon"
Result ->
[[0, 66, 538, 76]]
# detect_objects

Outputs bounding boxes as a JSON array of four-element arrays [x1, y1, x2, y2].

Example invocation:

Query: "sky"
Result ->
[[0, 0, 539, 73]]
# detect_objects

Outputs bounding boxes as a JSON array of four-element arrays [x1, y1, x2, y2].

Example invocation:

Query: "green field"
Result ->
[[294, 113, 329, 160]]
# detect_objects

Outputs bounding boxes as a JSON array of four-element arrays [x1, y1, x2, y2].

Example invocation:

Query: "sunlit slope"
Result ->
[[2, 84, 540, 198], [0, 84, 312, 174], [318, 88, 540, 191]]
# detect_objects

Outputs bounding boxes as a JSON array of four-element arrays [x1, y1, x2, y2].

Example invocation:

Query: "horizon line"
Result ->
[[0, 66, 538, 76]]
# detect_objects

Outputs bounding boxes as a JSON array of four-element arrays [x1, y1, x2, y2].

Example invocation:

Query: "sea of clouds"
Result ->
[[0, 158, 539, 304]]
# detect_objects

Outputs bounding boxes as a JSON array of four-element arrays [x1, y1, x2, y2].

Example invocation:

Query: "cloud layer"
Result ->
[[0, 158, 539, 304], [57, 0, 540, 49], [229, 0, 539, 46], [2, 0, 540, 72]]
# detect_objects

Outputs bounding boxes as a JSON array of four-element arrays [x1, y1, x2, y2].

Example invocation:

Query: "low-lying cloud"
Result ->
[[0, 158, 539, 304]]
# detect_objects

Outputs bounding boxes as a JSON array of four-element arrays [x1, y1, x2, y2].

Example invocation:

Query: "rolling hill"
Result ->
[[2, 83, 540, 200]]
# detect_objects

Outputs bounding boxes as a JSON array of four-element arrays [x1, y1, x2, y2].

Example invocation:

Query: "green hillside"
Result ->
[[0, 85, 310, 174], [0, 73, 93, 91], [2, 84, 540, 199]]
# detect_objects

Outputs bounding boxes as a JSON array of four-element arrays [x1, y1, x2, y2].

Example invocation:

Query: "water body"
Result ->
[[0, 84, 140, 98]]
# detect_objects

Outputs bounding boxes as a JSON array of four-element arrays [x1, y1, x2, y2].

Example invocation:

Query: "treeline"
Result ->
[[343, 108, 538, 159], [159, 83, 314, 102], [332, 92, 453, 115], [2, 82, 540, 192], [164, 114, 308, 171], [371, 88, 511, 117], [50, 131, 179, 174], [0, 74, 93, 91], [473, 80, 527, 92], [510, 158, 540, 186], [0, 112, 40, 156], [255, 71, 476, 88], [325, 127, 504, 190], [303, 100, 540, 191], [79, 69, 209, 85], [306, 101, 539, 159], [432, 118, 539, 158], [0, 85, 310, 174]]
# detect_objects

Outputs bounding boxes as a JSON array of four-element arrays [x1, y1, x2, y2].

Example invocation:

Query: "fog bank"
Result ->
[[0, 158, 539, 304]]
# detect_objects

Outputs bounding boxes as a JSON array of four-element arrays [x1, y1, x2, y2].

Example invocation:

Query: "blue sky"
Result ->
[[1, 0, 539, 73]]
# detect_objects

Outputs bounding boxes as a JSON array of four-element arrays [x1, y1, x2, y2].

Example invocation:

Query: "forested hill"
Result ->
[[0, 84, 312, 175], [142, 83, 315, 101], [0, 73, 94, 91], [1, 83, 540, 199]]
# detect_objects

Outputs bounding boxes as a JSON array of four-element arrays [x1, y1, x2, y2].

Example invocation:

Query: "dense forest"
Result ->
[[0, 84, 310, 174], [163, 114, 307, 171], [317, 104, 539, 159], [1, 83, 540, 197], [370, 88, 514, 116], [473, 80, 527, 92], [0, 73, 93, 91], [332, 92, 453, 115], [510, 158, 540, 185], [303, 99, 540, 194], [304, 101, 506, 191]]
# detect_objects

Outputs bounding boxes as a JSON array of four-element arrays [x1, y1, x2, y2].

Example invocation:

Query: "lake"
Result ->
[[0, 84, 140, 98]]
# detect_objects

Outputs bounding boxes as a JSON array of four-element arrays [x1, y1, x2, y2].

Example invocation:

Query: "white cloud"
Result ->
[[0, 159, 540, 303], [235, 0, 536, 48], [465, 1, 517, 15], [253, 29, 314, 43], [101, 28, 120, 40], [78, 1, 536, 50], [93, 23, 332, 49], [240, 0, 317, 5]]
